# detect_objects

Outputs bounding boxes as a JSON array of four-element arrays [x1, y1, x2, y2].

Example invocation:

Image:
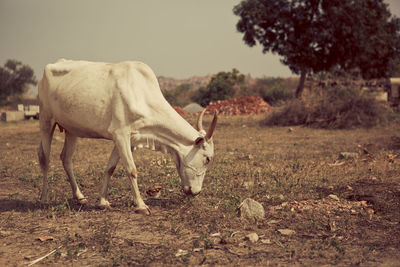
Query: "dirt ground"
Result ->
[[0, 116, 399, 266]]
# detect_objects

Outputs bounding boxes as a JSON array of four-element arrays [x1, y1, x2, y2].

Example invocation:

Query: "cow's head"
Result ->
[[176, 109, 217, 196]]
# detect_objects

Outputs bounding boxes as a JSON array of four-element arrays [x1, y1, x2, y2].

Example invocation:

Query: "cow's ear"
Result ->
[[194, 137, 205, 146]]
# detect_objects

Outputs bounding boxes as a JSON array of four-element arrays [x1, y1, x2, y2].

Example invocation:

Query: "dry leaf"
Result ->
[[37, 236, 55, 242]]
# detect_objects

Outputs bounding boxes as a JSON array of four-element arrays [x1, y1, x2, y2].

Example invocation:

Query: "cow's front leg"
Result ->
[[113, 131, 150, 215], [128, 166, 151, 215]]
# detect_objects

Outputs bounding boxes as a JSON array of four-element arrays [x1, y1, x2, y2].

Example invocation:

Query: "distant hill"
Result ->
[[158, 75, 212, 92], [157, 74, 261, 92]]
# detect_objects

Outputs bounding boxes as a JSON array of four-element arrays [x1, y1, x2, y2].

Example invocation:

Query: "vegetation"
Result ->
[[233, 0, 400, 98], [0, 59, 37, 105], [192, 69, 246, 107], [163, 83, 193, 107], [263, 86, 390, 129], [252, 77, 294, 105]]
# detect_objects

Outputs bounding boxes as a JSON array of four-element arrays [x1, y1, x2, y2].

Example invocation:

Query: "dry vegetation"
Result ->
[[263, 88, 392, 129], [1, 116, 400, 266]]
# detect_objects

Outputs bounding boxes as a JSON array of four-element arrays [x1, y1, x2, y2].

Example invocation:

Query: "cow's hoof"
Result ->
[[78, 198, 88, 205], [135, 207, 151, 215], [99, 200, 112, 209]]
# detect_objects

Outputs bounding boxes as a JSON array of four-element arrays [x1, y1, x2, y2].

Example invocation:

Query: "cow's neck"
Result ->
[[131, 111, 199, 155]]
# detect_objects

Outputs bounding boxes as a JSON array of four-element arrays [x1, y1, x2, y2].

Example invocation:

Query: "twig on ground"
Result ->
[[27, 245, 62, 266]]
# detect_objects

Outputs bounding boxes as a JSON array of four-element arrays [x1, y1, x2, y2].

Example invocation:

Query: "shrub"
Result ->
[[192, 69, 245, 107], [163, 83, 192, 107], [263, 88, 390, 129], [252, 77, 294, 105]]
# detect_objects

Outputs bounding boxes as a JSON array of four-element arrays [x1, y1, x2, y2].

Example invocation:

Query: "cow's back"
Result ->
[[38, 60, 166, 138]]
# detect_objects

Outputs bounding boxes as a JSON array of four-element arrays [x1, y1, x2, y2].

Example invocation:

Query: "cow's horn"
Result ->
[[197, 109, 206, 131], [206, 111, 218, 140]]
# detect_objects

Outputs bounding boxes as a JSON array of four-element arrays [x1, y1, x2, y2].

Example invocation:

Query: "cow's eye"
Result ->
[[205, 157, 211, 165]]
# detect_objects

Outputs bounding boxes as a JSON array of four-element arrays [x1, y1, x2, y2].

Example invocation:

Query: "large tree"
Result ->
[[0, 59, 37, 104], [234, 0, 400, 98]]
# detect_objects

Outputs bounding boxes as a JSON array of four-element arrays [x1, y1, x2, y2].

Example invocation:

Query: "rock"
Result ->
[[243, 181, 254, 189], [183, 103, 204, 113], [245, 233, 259, 243], [329, 220, 337, 232], [261, 238, 272, 244], [338, 152, 359, 160], [175, 249, 189, 257], [328, 194, 340, 201], [245, 154, 254, 160], [210, 233, 221, 237], [277, 229, 296, 236], [239, 198, 265, 221]]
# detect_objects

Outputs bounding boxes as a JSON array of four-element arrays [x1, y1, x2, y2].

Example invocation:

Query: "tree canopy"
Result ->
[[192, 69, 245, 107], [0, 59, 37, 104], [234, 0, 400, 97]]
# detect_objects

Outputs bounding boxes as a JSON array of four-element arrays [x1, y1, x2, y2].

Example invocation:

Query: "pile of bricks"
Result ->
[[205, 96, 272, 115]]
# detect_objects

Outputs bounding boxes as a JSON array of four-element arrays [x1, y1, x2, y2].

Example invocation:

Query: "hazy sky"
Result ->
[[1, 0, 400, 85]]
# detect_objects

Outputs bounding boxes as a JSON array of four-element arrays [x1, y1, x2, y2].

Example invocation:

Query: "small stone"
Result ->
[[278, 229, 296, 236], [328, 194, 340, 201], [239, 198, 265, 221], [261, 239, 272, 244], [338, 152, 359, 160], [210, 233, 221, 237], [245, 154, 254, 160], [175, 249, 189, 257], [245, 233, 259, 243], [367, 208, 375, 214], [346, 185, 353, 191], [243, 181, 254, 189], [329, 220, 337, 232]]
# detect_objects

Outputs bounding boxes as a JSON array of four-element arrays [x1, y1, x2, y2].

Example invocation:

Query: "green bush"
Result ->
[[254, 77, 294, 105], [192, 69, 245, 107], [163, 83, 192, 107], [263, 88, 390, 129]]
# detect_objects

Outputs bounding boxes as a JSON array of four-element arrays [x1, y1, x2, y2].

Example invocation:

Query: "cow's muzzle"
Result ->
[[183, 186, 201, 196]]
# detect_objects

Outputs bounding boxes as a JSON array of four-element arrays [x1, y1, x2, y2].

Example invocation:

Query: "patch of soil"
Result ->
[[1, 119, 399, 266]]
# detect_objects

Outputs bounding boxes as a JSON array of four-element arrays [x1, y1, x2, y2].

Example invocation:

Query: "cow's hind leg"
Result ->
[[38, 118, 56, 203], [113, 131, 150, 215], [60, 132, 87, 204], [99, 145, 120, 208]]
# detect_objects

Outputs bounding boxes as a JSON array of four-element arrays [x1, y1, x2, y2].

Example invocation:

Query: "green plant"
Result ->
[[192, 69, 245, 107], [256, 77, 294, 104]]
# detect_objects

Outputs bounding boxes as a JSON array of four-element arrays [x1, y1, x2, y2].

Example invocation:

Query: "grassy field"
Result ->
[[0, 115, 399, 266]]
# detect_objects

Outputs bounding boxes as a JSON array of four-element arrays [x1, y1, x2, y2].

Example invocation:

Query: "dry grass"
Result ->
[[0, 117, 400, 266], [263, 89, 392, 129]]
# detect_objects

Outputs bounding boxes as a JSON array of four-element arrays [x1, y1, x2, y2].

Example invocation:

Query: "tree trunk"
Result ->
[[295, 70, 307, 98]]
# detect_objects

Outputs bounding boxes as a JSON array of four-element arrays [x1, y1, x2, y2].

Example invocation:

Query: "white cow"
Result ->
[[37, 59, 217, 215]]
